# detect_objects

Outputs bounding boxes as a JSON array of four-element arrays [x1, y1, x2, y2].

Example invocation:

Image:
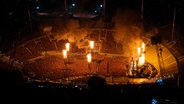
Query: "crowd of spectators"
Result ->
[[0, 68, 182, 103]]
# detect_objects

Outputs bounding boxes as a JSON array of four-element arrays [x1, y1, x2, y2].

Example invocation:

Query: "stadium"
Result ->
[[0, 0, 184, 103]]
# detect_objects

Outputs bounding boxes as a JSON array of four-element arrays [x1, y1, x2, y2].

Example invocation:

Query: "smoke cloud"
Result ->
[[51, 8, 156, 57], [113, 8, 144, 57], [53, 18, 89, 48]]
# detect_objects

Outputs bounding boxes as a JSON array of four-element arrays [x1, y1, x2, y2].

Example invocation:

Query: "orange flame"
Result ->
[[63, 49, 67, 59], [89, 41, 94, 49], [65, 43, 70, 51], [87, 53, 92, 63]]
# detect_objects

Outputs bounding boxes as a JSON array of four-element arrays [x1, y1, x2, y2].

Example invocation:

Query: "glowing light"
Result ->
[[100, 4, 103, 8], [136, 42, 146, 67], [142, 42, 145, 52], [129, 58, 134, 76], [87, 53, 92, 63], [65, 43, 70, 51], [139, 53, 145, 66], [63, 50, 67, 59], [137, 47, 141, 56], [72, 3, 75, 6], [36, 6, 40, 10], [89, 41, 94, 49]]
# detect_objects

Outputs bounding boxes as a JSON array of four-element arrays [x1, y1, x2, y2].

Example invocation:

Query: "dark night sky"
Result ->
[[0, 0, 184, 52], [0, 0, 183, 30]]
